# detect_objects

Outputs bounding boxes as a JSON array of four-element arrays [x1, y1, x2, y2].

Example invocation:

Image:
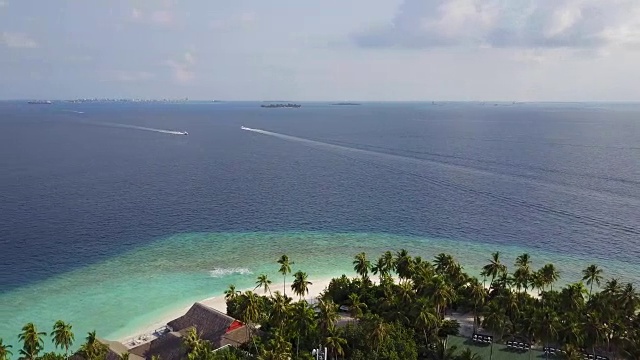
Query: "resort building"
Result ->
[[73, 303, 250, 360], [129, 303, 251, 360]]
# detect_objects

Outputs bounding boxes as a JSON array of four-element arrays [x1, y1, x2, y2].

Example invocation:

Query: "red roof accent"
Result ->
[[225, 320, 243, 333]]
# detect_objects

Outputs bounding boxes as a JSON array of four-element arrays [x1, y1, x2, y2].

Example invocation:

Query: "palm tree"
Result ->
[[270, 291, 292, 331], [18, 323, 46, 360], [561, 283, 586, 312], [291, 270, 312, 300], [242, 291, 261, 353], [602, 277, 622, 296], [372, 251, 394, 282], [315, 298, 338, 337], [0, 339, 12, 360], [324, 330, 346, 360], [182, 328, 201, 352], [352, 252, 370, 282], [515, 253, 531, 271], [433, 253, 455, 277], [531, 270, 546, 295], [51, 320, 74, 358], [118, 353, 129, 360], [414, 301, 438, 345], [291, 302, 315, 358], [277, 255, 293, 296], [540, 264, 560, 291], [394, 249, 413, 281], [533, 308, 559, 357], [582, 264, 603, 299], [428, 276, 455, 318], [255, 274, 272, 296], [347, 293, 367, 319], [482, 302, 510, 341], [224, 284, 240, 301], [467, 279, 486, 332], [482, 252, 506, 289], [618, 282, 638, 312], [457, 348, 483, 360], [370, 319, 388, 357], [78, 331, 107, 360]]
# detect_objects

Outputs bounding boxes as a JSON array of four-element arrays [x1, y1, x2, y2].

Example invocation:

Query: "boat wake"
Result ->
[[94, 122, 188, 135], [209, 267, 252, 278], [63, 110, 85, 114], [240, 126, 640, 237]]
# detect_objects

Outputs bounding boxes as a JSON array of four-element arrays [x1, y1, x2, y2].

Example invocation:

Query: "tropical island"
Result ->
[[260, 104, 301, 108], [1, 250, 638, 360]]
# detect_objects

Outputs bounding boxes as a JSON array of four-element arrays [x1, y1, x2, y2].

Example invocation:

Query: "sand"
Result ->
[[118, 277, 335, 342]]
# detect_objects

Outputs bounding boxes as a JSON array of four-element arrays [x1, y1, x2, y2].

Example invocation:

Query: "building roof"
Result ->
[[130, 303, 251, 360], [129, 331, 185, 360], [70, 338, 145, 360], [101, 338, 145, 360], [167, 303, 240, 347]]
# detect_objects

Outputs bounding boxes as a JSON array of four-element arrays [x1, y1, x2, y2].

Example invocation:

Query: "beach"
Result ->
[[117, 277, 336, 343]]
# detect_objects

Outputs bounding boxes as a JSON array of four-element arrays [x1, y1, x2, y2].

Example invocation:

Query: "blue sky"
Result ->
[[1, 0, 640, 101]]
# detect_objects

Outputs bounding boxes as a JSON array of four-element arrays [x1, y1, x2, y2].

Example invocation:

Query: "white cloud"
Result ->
[[1, 32, 38, 48], [165, 52, 196, 84], [353, 0, 640, 50]]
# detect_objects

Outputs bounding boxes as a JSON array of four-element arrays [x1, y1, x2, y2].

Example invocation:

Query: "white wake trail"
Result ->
[[240, 126, 404, 160], [95, 122, 187, 135]]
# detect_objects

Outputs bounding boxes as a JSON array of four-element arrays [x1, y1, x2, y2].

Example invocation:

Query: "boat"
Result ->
[[240, 126, 249, 130]]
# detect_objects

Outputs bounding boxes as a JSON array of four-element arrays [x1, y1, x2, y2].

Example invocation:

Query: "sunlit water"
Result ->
[[1, 102, 639, 350]]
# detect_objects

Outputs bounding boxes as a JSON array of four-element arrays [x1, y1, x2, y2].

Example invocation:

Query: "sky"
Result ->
[[1, 0, 640, 101]]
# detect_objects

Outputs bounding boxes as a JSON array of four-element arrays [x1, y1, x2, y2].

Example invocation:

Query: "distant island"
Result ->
[[331, 102, 361, 106], [260, 103, 301, 108], [27, 100, 52, 105]]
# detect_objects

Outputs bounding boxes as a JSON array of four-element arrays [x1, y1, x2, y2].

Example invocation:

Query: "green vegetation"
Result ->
[[223, 250, 639, 359], [0, 322, 107, 360], [2, 251, 639, 360]]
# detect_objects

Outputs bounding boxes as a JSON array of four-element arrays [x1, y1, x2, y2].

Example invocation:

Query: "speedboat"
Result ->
[[182, 131, 188, 135], [240, 126, 249, 130]]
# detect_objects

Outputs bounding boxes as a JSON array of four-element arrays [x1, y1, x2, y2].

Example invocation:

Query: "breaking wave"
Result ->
[[208, 267, 252, 278]]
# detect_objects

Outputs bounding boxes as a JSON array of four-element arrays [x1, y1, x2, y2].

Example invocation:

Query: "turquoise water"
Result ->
[[2, 231, 639, 351]]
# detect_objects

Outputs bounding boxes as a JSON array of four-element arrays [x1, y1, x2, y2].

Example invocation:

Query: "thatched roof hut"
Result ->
[[130, 303, 250, 360], [129, 330, 186, 360], [70, 338, 144, 360]]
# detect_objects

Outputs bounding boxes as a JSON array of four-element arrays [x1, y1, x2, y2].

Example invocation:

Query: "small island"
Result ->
[[331, 102, 361, 106], [260, 103, 301, 108]]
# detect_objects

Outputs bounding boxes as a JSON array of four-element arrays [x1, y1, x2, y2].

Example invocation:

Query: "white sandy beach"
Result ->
[[117, 277, 336, 343]]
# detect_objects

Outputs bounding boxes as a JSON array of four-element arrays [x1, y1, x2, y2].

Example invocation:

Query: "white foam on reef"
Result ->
[[208, 267, 253, 278]]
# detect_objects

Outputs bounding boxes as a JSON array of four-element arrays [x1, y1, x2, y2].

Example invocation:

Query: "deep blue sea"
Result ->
[[1, 101, 639, 347]]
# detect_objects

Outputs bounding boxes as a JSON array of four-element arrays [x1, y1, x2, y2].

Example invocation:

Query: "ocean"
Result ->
[[1, 101, 639, 349]]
